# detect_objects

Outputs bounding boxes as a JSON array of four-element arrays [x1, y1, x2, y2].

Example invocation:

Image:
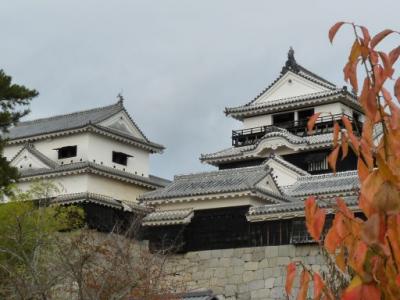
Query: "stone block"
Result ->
[[223, 248, 234, 257], [238, 282, 249, 293], [224, 284, 237, 297], [259, 258, 269, 268], [244, 261, 258, 271], [215, 268, 226, 278], [227, 274, 242, 284], [248, 279, 264, 290], [277, 257, 290, 266], [237, 292, 251, 300], [265, 277, 275, 288], [232, 257, 244, 266], [251, 249, 265, 262], [211, 249, 222, 258], [220, 257, 232, 267], [267, 257, 278, 267], [251, 288, 270, 299], [251, 270, 261, 280], [242, 253, 252, 262], [265, 246, 279, 257], [243, 271, 254, 282], [198, 250, 211, 260]]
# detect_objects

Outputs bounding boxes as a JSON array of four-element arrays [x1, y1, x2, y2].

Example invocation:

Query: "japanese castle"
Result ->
[[139, 48, 362, 252], [4, 49, 363, 251]]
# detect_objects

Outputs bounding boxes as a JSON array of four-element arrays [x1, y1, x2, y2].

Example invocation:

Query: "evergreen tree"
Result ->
[[0, 70, 38, 195]]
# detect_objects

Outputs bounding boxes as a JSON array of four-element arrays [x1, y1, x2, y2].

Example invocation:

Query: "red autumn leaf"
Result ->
[[305, 196, 326, 241], [333, 122, 340, 147], [285, 262, 296, 295], [389, 46, 400, 65], [370, 29, 394, 49], [342, 277, 381, 300], [337, 197, 354, 219], [297, 270, 310, 300], [378, 51, 394, 78], [350, 240, 368, 274], [361, 213, 380, 245], [328, 146, 340, 173], [357, 157, 369, 182], [395, 77, 400, 101], [329, 22, 345, 43], [396, 274, 400, 287], [341, 116, 360, 153], [307, 113, 321, 134], [313, 273, 324, 300], [324, 226, 340, 253], [360, 26, 371, 46]]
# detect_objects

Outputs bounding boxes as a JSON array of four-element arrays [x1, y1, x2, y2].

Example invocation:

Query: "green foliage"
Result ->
[[0, 183, 84, 298], [0, 69, 38, 196]]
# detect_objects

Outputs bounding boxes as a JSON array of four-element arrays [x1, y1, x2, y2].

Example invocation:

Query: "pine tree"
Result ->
[[0, 69, 38, 195]]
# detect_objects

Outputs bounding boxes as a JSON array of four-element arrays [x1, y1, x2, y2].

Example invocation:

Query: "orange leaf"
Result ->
[[297, 270, 310, 300], [361, 170, 384, 212], [324, 227, 340, 254], [307, 113, 321, 134], [350, 240, 368, 274], [389, 46, 400, 65], [373, 181, 400, 215], [395, 77, 400, 101], [378, 51, 394, 78], [342, 276, 381, 300], [333, 122, 340, 147], [313, 273, 324, 300], [335, 247, 346, 272], [371, 29, 394, 49], [349, 40, 362, 63], [305, 196, 326, 242], [360, 26, 371, 46], [285, 262, 296, 295], [361, 213, 380, 245], [396, 274, 400, 287], [341, 116, 360, 154], [357, 157, 369, 183], [328, 146, 340, 173], [329, 22, 345, 43]]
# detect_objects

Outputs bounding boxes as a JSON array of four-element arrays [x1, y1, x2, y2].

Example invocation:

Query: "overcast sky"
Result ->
[[0, 1, 399, 179]]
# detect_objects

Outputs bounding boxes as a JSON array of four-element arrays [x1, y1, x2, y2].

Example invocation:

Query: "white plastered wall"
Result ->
[[266, 160, 301, 186], [87, 134, 150, 177], [3, 133, 90, 164], [86, 174, 149, 202], [242, 115, 272, 129]]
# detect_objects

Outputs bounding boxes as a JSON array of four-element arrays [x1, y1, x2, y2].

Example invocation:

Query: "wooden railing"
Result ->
[[232, 113, 362, 147]]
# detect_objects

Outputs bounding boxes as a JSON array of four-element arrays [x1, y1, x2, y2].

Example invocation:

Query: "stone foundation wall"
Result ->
[[165, 245, 324, 300]]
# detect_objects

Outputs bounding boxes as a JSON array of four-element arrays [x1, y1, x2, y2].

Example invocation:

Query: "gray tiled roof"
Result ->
[[247, 195, 359, 220], [142, 208, 194, 226], [285, 170, 359, 198], [6, 101, 124, 140], [4, 101, 164, 152], [200, 129, 333, 164], [138, 165, 285, 202], [225, 89, 360, 120], [11, 143, 58, 168], [19, 161, 168, 189], [53, 192, 150, 212]]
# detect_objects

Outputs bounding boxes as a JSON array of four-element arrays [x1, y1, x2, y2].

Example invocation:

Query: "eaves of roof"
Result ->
[[6, 123, 164, 153], [52, 192, 151, 213], [225, 89, 361, 120], [247, 196, 359, 222], [18, 161, 167, 189]]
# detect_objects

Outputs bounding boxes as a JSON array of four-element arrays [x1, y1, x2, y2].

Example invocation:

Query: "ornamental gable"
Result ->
[[253, 71, 330, 105]]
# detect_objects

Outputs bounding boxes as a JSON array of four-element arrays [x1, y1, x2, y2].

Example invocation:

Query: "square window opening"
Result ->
[[112, 151, 132, 166], [57, 146, 77, 159]]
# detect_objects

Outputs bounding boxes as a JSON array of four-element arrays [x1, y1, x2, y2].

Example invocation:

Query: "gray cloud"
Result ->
[[0, 0, 399, 179]]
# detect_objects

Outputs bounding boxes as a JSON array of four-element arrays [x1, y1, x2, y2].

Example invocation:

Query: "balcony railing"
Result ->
[[232, 113, 362, 147]]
